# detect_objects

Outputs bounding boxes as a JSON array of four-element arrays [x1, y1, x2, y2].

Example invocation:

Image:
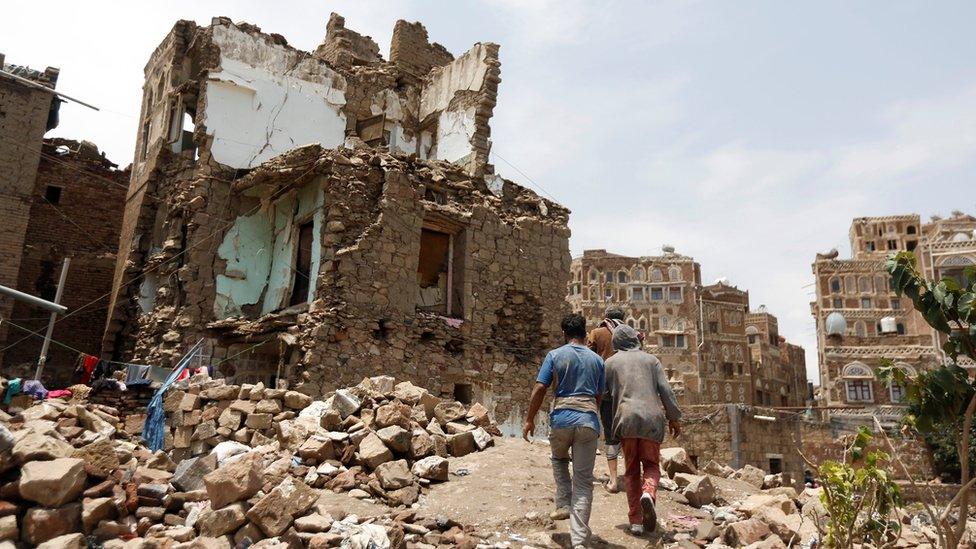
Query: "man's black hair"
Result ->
[[561, 313, 587, 340]]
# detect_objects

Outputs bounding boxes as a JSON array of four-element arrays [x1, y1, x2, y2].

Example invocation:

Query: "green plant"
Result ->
[[801, 427, 902, 548], [883, 251, 976, 547]]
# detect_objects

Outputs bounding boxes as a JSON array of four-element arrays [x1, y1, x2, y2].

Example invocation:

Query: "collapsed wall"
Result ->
[[101, 15, 570, 430]]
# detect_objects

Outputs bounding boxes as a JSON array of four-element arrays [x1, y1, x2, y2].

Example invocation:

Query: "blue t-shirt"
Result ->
[[536, 343, 606, 433]]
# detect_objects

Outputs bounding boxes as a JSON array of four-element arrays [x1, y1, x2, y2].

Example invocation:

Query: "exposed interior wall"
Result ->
[[214, 181, 323, 319], [204, 24, 348, 170]]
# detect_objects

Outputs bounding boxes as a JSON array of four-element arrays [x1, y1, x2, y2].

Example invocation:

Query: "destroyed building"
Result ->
[[567, 248, 809, 408], [811, 212, 976, 430], [101, 15, 571, 430], [0, 54, 129, 385]]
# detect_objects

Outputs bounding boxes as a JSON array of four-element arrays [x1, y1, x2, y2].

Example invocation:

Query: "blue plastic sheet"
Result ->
[[142, 340, 203, 452]]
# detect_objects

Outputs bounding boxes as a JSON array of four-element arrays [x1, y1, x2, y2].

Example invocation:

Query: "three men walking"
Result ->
[[524, 312, 682, 546]]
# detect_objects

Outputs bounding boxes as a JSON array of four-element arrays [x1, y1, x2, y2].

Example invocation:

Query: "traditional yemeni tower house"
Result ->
[[567, 247, 809, 407], [811, 212, 976, 429], [100, 14, 572, 430]]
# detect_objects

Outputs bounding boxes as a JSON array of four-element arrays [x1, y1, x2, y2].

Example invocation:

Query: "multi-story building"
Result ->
[[746, 308, 809, 407], [1, 56, 129, 386], [0, 55, 61, 366], [811, 212, 976, 428], [567, 247, 808, 407], [99, 14, 571, 430]]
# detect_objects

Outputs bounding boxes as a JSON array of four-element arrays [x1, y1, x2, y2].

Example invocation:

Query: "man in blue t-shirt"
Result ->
[[523, 313, 606, 549]]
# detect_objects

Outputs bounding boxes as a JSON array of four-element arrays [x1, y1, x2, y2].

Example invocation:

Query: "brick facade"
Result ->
[[0, 56, 60, 365], [1, 139, 128, 386]]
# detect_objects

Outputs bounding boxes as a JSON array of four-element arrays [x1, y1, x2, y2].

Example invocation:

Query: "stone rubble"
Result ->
[[0, 373, 503, 547]]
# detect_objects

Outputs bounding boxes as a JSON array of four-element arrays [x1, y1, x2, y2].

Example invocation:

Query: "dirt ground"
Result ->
[[311, 438, 761, 548], [419, 438, 761, 548]]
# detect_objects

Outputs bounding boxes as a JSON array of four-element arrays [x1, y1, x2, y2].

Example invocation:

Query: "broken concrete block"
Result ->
[[22, 503, 82, 545], [195, 502, 247, 537], [377, 425, 411, 453], [245, 477, 317, 537], [283, 391, 312, 410], [412, 455, 449, 482], [172, 454, 217, 492], [448, 431, 476, 457], [724, 518, 771, 546], [433, 401, 467, 424], [660, 447, 697, 477], [358, 432, 393, 469], [19, 457, 86, 507], [203, 452, 263, 509], [298, 436, 335, 462], [375, 459, 414, 490]]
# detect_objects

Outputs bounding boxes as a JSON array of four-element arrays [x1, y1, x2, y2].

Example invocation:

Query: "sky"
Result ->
[[4, 1, 976, 382]]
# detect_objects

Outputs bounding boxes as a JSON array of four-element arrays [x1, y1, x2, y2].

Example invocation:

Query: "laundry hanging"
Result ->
[[142, 340, 204, 452]]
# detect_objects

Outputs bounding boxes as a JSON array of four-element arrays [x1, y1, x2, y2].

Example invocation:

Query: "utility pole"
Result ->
[[34, 258, 70, 381]]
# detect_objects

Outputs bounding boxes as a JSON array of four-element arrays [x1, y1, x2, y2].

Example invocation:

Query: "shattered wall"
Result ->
[[103, 15, 570, 427], [0, 55, 60, 366], [663, 404, 804, 488], [2, 139, 129, 386]]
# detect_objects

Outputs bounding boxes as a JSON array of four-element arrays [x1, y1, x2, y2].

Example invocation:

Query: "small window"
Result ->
[[668, 287, 683, 303], [736, 364, 743, 375], [896, 323, 905, 335], [907, 225, 917, 235], [867, 241, 876, 251], [650, 268, 663, 282], [722, 363, 734, 377], [605, 272, 613, 283], [907, 240, 917, 251], [618, 271, 628, 283], [860, 297, 872, 309], [668, 266, 682, 281], [676, 334, 685, 347], [748, 334, 757, 344], [289, 221, 315, 306], [830, 277, 841, 293], [709, 321, 719, 334], [846, 380, 873, 402], [858, 277, 871, 293], [855, 321, 866, 337], [631, 287, 644, 301], [638, 318, 647, 330], [889, 383, 906, 403], [660, 315, 670, 330], [588, 269, 598, 282], [453, 383, 473, 405], [832, 297, 843, 309], [627, 319, 634, 328], [604, 287, 613, 300], [768, 457, 783, 474], [417, 227, 463, 317], [887, 240, 898, 250], [44, 185, 62, 204], [650, 287, 663, 301], [891, 298, 901, 310]]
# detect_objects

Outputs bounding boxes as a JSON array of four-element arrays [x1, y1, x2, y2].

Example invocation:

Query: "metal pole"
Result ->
[[34, 258, 70, 380], [0, 285, 67, 314], [0, 69, 100, 111]]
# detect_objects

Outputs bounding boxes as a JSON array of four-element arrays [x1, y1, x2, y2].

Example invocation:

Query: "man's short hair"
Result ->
[[561, 313, 587, 340], [604, 307, 625, 321]]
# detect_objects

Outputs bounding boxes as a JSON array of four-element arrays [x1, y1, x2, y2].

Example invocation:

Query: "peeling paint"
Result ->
[[214, 212, 274, 319], [419, 44, 490, 118], [204, 25, 348, 170], [434, 108, 476, 163]]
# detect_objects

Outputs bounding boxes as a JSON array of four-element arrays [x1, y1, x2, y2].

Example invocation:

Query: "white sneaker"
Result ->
[[640, 492, 657, 532], [629, 524, 645, 536]]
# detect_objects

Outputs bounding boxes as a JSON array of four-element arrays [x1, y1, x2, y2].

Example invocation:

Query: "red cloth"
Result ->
[[47, 389, 72, 399], [81, 355, 98, 384], [621, 438, 661, 525]]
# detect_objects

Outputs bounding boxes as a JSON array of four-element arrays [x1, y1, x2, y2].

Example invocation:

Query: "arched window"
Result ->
[[830, 277, 841, 293], [588, 285, 597, 299], [854, 321, 866, 337], [618, 271, 628, 283], [660, 315, 670, 330], [722, 345, 731, 361], [858, 277, 871, 293], [888, 363, 916, 403], [668, 266, 682, 281], [604, 287, 613, 300], [632, 266, 645, 281], [843, 362, 874, 403], [638, 317, 647, 330], [845, 276, 856, 293], [907, 225, 917, 235], [896, 323, 905, 335], [588, 268, 597, 282], [734, 346, 744, 361], [672, 319, 685, 331], [627, 319, 635, 328], [605, 271, 613, 283], [650, 268, 663, 282]]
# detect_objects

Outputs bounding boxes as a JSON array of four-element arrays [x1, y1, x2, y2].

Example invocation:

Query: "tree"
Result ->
[[883, 251, 976, 547]]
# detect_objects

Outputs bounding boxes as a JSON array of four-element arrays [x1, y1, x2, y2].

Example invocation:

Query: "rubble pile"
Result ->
[[0, 374, 501, 547]]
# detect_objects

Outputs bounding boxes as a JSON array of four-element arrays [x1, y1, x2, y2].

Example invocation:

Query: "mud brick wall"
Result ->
[[0, 70, 57, 365], [799, 420, 934, 481], [663, 404, 804, 487], [390, 20, 454, 77], [2, 140, 128, 386]]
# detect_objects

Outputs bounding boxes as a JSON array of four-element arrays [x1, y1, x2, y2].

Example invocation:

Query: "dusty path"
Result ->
[[420, 438, 759, 548]]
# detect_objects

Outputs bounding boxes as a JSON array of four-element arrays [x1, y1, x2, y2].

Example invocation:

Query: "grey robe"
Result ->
[[605, 324, 682, 442]]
